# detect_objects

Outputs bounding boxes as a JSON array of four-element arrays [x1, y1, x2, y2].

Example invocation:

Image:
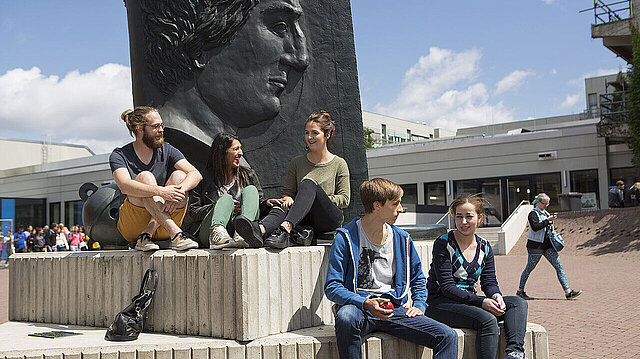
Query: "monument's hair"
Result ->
[[121, 106, 158, 137], [448, 193, 485, 223], [140, 0, 259, 96], [305, 110, 336, 140], [359, 178, 403, 214]]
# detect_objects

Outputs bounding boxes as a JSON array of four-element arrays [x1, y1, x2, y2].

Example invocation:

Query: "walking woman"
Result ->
[[235, 110, 350, 249], [426, 194, 528, 359], [188, 133, 264, 247], [516, 193, 582, 300]]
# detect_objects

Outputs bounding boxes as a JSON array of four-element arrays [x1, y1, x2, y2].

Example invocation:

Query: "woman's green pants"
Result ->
[[199, 185, 260, 243]]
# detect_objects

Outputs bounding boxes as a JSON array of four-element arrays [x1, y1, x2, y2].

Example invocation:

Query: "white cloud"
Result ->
[[561, 92, 581, 108], [551, 68, 557, 75], [0, 64, 133, 154], [543, 0, 555, 4], [494, 70, 534, 95], [374, 47, 515, 131]]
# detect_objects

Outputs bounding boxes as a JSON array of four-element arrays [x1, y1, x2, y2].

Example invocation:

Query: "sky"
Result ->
[[0, 0, 629, 154]]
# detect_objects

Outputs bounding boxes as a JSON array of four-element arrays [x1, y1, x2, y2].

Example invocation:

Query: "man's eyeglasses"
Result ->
[[144, 123, 165, 131]]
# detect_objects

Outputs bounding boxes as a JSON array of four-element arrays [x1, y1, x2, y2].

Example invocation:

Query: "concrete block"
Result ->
[[10, 242, 434, 341], [117, 351, 135, 359], [135, 350, 154, 359]]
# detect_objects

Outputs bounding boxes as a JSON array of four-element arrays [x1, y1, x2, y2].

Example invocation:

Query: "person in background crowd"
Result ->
[[608, 180, 625, 208], [33, 227, 46, 252], [628, 182, 640, 207], [517, 193, 582, 300], [43, 224, 55, 252], [68, 226, 82, 251], [1, 231, 13, 265], [59, 223, 71, 239], [55, 225, 69, 251], [13, 227, 27, 253], [27, 227, 37, 252]]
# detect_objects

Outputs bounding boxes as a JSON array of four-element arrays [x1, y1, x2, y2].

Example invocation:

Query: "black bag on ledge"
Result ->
[[105, 268, 158, 341]]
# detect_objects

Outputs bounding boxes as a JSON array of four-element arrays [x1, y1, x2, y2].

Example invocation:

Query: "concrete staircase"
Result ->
[[475, 227, 500, 248]]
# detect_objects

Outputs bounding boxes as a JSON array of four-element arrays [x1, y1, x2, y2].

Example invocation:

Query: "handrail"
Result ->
[[501, 200, 530, 230], [580, 0, 632, 25], [435, 211, 452, 229]]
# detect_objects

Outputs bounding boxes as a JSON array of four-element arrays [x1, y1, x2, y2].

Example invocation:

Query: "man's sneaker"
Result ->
[[234, 215, 264, 248], [135, 233, 159, 252], [264, 226, 291, 249], [516, 289, 532, 300], [209, 225, 232, 248], [170, 232, 199, 251], [505, 351, 525, 359], [565, 289, 583, 300]]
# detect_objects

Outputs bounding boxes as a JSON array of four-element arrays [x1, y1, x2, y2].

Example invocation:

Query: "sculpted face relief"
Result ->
[[196, 0, 309, 129]]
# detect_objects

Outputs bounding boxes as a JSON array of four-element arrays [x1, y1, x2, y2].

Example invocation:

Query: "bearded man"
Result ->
[[109, 106, 202, 251]]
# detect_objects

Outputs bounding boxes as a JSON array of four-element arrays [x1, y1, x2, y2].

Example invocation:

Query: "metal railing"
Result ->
[[435, 212, 452, 229], [580, 0, 632, 25], [599, 91, 629, 122]]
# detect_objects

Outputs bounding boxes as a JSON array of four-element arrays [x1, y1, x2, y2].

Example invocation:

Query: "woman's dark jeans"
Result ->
[[426, 295, 528, 359], [260, 179, 343, 235]]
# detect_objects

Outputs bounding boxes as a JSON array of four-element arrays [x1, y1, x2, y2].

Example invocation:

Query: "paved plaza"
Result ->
[[0, 208, 638, 358]]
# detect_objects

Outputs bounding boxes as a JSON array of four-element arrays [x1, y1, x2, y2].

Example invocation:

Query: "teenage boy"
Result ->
[[110, 106, 202, 251], [324, 178, 457, 359]]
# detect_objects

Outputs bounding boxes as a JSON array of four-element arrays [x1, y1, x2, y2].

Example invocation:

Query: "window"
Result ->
[[64, 200, 84, 227], [49, 202, 61, 224], [406, 129, 412, 141], [588, 93, 598, 117], [381, 124, 387, 142], [570, 169, 599, 209], [425, 182, 446, 206], [14, 198, 46, 229], [535, 173, 562, 213], [399, 184, 417, 205], [454, 179, 480, 197]]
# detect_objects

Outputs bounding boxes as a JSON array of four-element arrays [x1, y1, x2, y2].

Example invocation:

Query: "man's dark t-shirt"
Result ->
[[109, 142, 185, 186]]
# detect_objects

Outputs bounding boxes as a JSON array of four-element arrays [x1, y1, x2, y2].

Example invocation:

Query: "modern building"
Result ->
[[362, 111, 454, 147], [368, 73, 638, 225]]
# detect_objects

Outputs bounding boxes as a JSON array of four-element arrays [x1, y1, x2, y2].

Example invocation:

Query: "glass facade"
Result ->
[[64, 200, 84, 227], [425, 182, 447, 206], [49, 202, 61, 224], [535, 173, 562, 213], [13, 198, 46, 229], [571, 169, 599, 209], [400, 183, 417, 205]]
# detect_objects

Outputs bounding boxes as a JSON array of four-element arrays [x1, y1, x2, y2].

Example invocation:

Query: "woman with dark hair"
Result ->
[[188, 133, 264, 247], [234, 110, 350, 249]]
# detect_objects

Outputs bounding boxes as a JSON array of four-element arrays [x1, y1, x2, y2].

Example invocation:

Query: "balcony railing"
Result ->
[[581, 0, 632, 25], [600, 91, 629, 122]]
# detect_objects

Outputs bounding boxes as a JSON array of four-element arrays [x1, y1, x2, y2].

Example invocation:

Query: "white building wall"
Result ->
[[0, 139, 94, 170], [368, 119, 619, 209]]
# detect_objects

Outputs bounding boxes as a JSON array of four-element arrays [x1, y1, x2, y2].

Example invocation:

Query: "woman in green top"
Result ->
[[235, 111, 350, 249]]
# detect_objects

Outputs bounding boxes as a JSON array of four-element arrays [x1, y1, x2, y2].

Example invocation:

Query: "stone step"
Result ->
[[9, 243, 435, 342], [0, 321, 549, 359]]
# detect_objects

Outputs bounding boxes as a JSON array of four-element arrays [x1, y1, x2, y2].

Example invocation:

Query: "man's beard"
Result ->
[[143, 131, 164, 149]]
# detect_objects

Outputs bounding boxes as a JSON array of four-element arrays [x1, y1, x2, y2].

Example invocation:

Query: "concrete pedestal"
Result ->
[[9, 243, 434, 341]]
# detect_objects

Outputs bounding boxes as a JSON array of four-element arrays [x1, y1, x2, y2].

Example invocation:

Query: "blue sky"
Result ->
[[0, 0, 628, 153]]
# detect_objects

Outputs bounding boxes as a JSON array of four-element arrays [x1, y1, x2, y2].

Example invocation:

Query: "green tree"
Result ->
[[363, 127, 376, 149], [628, 25, 640, 169]]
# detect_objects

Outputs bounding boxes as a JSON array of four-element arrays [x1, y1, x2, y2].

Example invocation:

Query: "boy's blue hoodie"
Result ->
[[324, 218, 428, 313]]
